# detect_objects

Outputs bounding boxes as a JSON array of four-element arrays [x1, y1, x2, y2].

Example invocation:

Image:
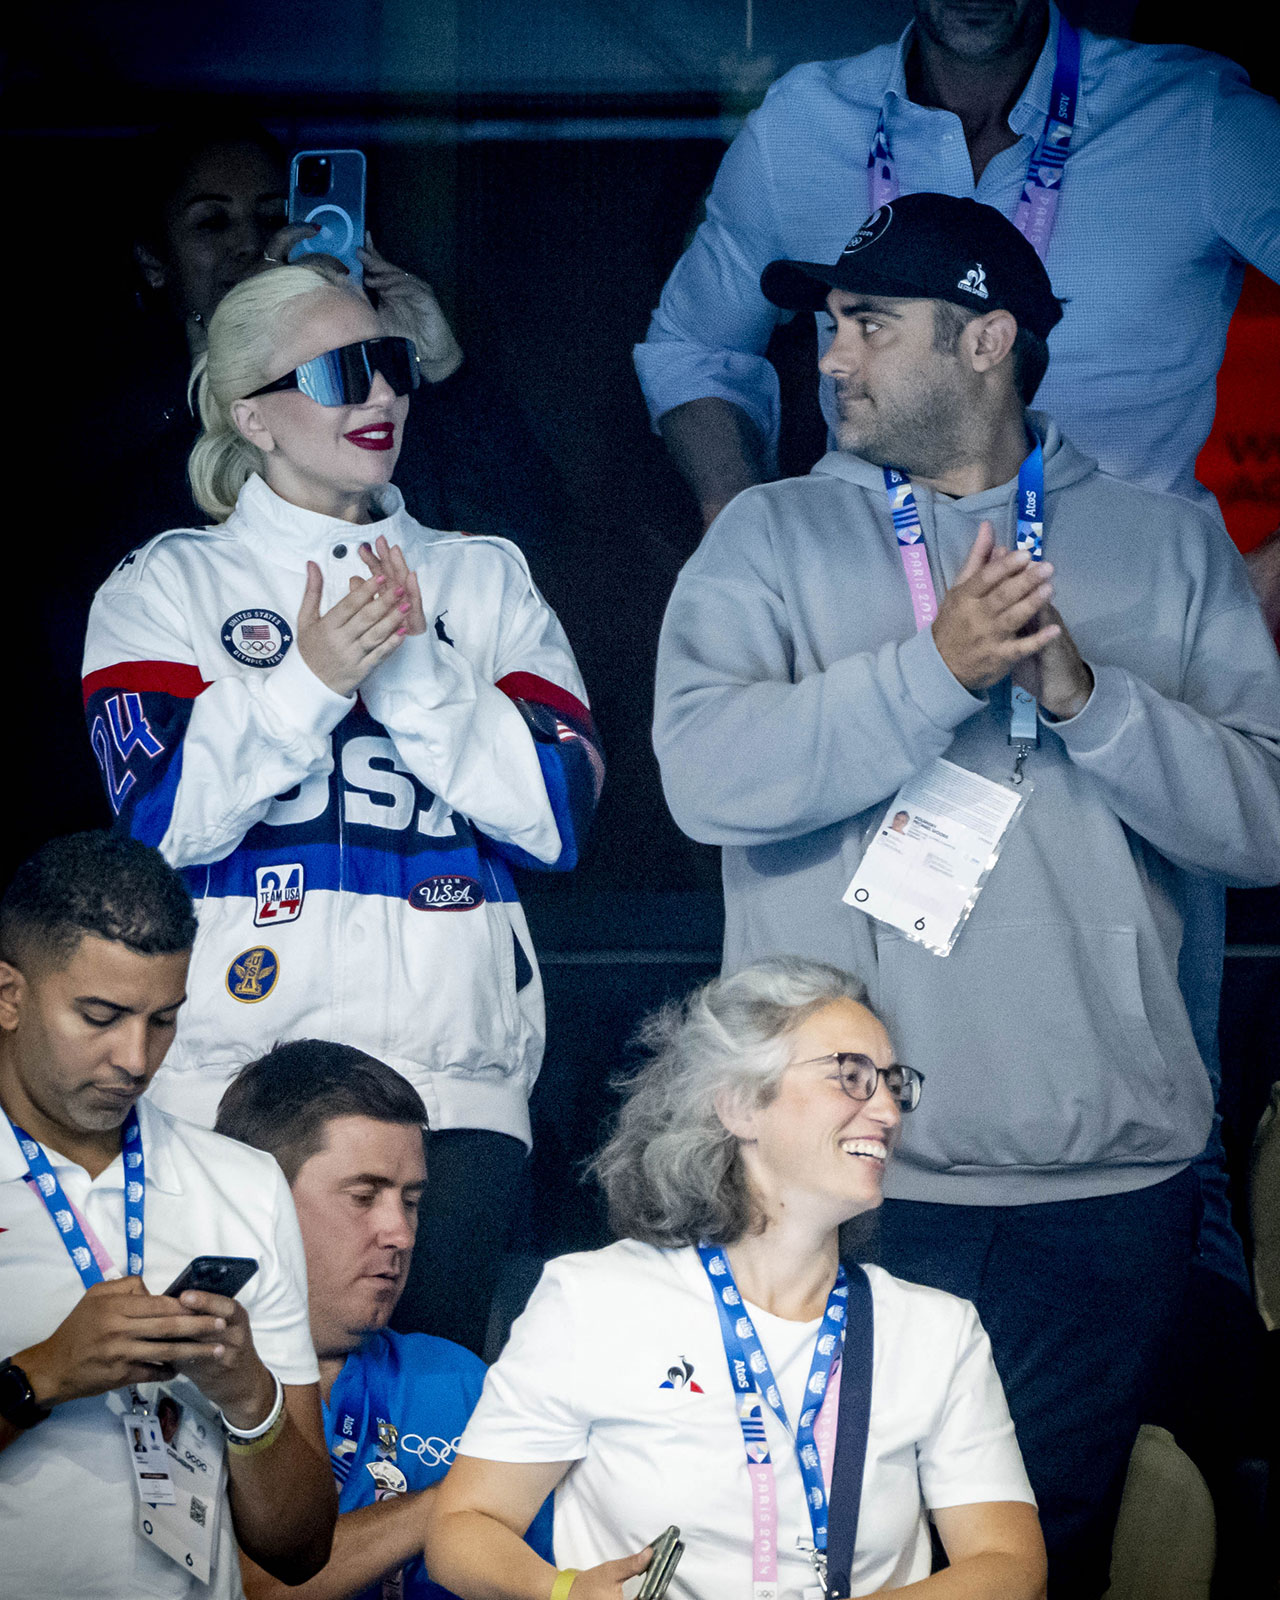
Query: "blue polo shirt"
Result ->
[[324, 1329, 553, 1600]]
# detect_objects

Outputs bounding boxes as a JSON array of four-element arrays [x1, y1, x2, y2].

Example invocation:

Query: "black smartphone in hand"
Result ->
[[164, 1256, 258, 1300], [636, 1526, 683, 1600]]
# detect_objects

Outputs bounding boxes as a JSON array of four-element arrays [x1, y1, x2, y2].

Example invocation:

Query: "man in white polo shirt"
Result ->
[[0, 831, 336, 1598]]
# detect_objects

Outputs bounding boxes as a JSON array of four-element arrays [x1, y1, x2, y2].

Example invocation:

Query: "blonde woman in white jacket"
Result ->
[[83, 263, 603, 1350]]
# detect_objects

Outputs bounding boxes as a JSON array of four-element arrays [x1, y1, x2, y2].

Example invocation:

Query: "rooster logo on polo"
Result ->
[[226, 946, 279, 1003], [957, 264, 989, 300], [659, 1357, 704, 1393]]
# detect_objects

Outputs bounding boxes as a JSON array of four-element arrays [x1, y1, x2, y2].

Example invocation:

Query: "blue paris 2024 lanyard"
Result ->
[[699, 1244, 849, 1599], [868, 17, 1081, 262], [10, 1106, 145, 1285], [884, 438, 1045, 783]]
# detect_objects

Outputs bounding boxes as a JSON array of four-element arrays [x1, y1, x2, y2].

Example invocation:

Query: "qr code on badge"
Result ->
[[189, 1496, 208, 1527]]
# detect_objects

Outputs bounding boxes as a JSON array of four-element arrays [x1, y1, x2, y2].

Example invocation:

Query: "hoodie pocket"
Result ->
[[880, 921, 1200, 1173]]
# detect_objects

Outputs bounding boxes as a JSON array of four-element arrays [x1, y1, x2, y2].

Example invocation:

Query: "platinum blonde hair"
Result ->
[[594, 957, 872, 1249], [187, 263, 362, 522]]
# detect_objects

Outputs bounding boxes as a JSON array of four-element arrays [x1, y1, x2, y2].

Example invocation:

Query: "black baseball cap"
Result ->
[[760, 193, 1063, 340]]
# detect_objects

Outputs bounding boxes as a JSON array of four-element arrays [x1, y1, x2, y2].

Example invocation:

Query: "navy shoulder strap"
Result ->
[[825, 1264, 874, 1600]]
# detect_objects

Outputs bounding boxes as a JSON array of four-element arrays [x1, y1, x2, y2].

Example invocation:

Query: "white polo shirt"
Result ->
[[461, 1240, 1034, 1598], [0, 1096, 318, 1599]]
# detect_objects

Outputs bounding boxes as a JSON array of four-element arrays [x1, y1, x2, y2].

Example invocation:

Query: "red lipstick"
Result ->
[[344, 423, 396, 451]]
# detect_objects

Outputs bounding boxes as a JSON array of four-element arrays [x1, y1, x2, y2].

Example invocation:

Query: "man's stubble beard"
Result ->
[[832, 370, 974, 481]]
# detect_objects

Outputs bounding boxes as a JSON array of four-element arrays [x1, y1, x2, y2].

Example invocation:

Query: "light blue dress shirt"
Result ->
[[634, 5, 1280, 499]]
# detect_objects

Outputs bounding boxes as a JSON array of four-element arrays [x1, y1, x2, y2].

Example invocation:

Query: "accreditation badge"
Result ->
[[843, 758, 1028, 956], [132, 1381, 226, 1583]]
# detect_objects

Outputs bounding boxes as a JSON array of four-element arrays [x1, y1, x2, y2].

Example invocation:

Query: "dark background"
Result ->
[[4, 0, 1276, 1261]]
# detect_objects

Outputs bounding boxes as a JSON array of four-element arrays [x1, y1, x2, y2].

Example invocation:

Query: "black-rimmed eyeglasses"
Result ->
[[796, 1053, 924, 1112]]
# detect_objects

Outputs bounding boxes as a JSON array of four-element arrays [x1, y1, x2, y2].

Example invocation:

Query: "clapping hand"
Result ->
[[296, 562, 412, 696], [931, 521, 1060, 692], [359, 537, 427, 636]]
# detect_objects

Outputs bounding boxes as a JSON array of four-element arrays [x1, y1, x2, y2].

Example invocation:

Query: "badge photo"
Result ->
[[254, 863, 305, 927], [221, 609, 294, 668], [226, 946, 280, 1003]]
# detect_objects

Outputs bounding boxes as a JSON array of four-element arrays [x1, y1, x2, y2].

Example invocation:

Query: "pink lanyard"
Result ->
[[867, 17, 1082, 263]]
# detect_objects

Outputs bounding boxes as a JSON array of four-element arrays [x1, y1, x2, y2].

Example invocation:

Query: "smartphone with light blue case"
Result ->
[[288, 149, 366, 286]]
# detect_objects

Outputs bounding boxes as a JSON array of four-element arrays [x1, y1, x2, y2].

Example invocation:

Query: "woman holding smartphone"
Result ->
[[425, 960, 1045, 1600], [82, 261, 602, 1352]]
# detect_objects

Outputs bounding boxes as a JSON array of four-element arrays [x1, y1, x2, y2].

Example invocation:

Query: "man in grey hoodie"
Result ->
[[653, 193, 1280, 1598]]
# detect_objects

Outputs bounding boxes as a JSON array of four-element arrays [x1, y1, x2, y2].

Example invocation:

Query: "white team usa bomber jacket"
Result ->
[[82, 475, 603, 1138]]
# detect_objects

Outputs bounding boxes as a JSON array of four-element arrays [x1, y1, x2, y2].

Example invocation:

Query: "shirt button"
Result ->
[[333, 543, 348, 559]]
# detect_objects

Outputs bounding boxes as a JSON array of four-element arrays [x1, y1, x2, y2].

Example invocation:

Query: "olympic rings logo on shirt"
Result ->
[[399, 1432, 464, 1466]]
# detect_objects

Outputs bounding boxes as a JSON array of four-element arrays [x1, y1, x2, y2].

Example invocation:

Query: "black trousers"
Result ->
[[874, 1170, 1199, 1600], [391, 1127, 528, 1357]]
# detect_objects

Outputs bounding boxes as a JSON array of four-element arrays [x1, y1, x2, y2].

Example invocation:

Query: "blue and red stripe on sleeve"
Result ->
[[491, 671, 604, 871], [82, 661, 209, 849]]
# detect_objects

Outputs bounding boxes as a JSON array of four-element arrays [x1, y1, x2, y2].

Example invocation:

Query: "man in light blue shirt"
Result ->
[[636, 0, 1280, 524]]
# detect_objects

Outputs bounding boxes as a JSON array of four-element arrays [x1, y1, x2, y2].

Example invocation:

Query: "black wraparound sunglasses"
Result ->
[[246, 336, 420, 406]]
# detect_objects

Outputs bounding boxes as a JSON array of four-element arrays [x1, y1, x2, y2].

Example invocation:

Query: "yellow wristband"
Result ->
[[225, 1407, 287, 1457], [549, 1570, 579, 1600]]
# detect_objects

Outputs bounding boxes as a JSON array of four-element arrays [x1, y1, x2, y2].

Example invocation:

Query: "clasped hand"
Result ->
[[932, 521, 1093, 719], [296, 537, 427, 698], [19, 1276, 275, 1428]]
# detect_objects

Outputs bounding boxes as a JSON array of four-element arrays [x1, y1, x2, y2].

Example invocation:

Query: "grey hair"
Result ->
[[593, 957, 872, 1249]]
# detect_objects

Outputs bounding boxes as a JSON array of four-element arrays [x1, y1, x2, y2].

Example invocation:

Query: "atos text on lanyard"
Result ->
[[868, 17, 1081, 262], [699, 1244, 847, 1600]]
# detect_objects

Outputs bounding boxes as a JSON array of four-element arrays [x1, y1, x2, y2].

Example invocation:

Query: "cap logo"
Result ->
[[841, 204, 893, 256], [957, 264, 988, 300]]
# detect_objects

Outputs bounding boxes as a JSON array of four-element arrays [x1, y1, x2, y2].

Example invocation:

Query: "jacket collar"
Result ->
[[222, 473, 417, 569], [880, 3, 1089, 136], [0, 1093, 183, 1195]]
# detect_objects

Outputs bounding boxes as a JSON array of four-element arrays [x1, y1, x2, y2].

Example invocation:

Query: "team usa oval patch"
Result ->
[[407, 875, 485, 911], [221, 609, 293, 668], [227, 946, 280, 1002]]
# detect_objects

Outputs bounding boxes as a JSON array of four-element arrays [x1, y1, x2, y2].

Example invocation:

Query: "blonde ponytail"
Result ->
[[187, 263, 360, 521]]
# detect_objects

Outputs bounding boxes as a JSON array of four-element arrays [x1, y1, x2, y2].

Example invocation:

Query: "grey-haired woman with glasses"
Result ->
[[427, 958, 1045, 1600]]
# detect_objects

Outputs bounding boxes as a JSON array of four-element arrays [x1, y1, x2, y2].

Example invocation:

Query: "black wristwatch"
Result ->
[[0, 1359, 51, 1429]]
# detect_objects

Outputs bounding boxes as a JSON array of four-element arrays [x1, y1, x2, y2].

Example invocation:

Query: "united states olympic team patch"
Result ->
[[221, 610, 293, 667]]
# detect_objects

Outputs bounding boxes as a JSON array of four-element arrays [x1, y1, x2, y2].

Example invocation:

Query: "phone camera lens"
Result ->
[[297, 156, 332, 198]]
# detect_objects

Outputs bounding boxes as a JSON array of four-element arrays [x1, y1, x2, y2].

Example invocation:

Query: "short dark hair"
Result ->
[[931, 299, 1051, 406], [0, 832, 197, 972], [214, 1040, 428, 1183]]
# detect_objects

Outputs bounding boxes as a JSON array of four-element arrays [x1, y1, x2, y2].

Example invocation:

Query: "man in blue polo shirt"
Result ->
[[215, 1040, 551, 1600]]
